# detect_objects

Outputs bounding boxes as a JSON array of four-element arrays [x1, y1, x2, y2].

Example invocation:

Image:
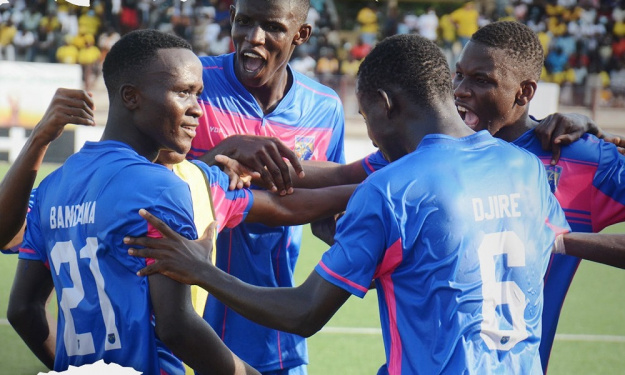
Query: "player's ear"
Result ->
[[293, 24, 312, 46], [120, 84, 140, 110], [515, 80, 537, 106], [229, 4, 236, 25], [377, 89, 394, 119]]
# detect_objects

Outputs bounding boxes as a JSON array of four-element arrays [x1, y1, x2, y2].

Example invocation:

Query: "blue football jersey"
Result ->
[[512, 129, 625, 371], [316, 131, 569, 374], [190, 53, 346, 371], [19, 141, 197, 374]]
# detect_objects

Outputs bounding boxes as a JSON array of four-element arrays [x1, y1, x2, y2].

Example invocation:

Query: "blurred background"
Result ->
[[1, 0, 625, 163]]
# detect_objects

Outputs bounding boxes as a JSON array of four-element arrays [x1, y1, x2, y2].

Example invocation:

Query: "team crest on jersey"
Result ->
[[545, 164, 562, 193], [108, 333, 116, 344], [294, 136, 315, 160]]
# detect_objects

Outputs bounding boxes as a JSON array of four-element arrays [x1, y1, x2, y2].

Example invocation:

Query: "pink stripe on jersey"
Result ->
[[373, 238, 404, 279], [295, 81, 341, 101], [364, 156, 375, 174], [318, 261, 369, 294], [210, 182, 249, 229], [375, 238, 404, 374], [19, 247, 36, 254], [591, 186, 625, 231], [545, 217, 570, 237], [146, 222, 164, 266], [194, 104, 334, 161], [203, 66, 223, 71]]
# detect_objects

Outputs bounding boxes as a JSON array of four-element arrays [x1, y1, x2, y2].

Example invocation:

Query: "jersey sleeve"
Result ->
[[191, 160, 253, 230], [361, 151, 389, 175], [144, 182, 198, 266], [1, 188, 37, 254], [19, 188, 49, 266], [315, 181, 397, 298], [590, 139, 625, 230]]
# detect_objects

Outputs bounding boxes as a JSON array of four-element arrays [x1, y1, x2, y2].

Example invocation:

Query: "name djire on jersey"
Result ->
[[50, 201, 96, 229], [472, 193, 521, 222]]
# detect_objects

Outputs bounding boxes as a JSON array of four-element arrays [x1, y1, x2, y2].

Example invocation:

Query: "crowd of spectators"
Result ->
[[3, 0, 625, 109]]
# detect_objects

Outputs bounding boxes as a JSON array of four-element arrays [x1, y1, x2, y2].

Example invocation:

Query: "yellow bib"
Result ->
[[172, 161, 217, 375]]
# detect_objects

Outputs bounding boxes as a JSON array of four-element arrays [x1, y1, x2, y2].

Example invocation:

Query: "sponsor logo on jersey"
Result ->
[[294, 136, 315, 160], [545, 165, 562, 193]]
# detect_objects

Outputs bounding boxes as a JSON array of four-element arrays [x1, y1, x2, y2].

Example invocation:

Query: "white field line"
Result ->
[[1, 319, 624, 343]]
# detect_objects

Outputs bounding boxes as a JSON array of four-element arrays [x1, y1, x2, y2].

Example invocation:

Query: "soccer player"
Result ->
[[187, 1, 346, 373], [126, 34, 570, 374], [7, 29, 258, 375], [452, 20, 625, 372], [2, 48, 354, 375]]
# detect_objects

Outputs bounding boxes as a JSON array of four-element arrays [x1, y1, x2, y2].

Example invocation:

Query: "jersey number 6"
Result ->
[[478, 231, 528, 351]]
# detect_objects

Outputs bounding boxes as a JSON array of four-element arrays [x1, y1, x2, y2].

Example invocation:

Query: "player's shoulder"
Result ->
[[198, 53, 227, 69], [561, 133, 622, 164], [291, 66, 342, 104], [184, 159, 225, 184]]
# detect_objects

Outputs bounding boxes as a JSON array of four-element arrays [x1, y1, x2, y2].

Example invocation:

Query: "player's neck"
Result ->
[[101, 114, 160, 162], [493, 113, 534, 143], [245, 67, 292, 115]]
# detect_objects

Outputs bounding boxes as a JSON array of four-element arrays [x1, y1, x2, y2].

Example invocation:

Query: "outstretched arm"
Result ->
[[0, 88, 95, 248], [215, 154, 370, 191], [126, 210, 351, 337], [8, 259, 56, 369], [555, 233, 625, 269], [245, 185, 356, 227]]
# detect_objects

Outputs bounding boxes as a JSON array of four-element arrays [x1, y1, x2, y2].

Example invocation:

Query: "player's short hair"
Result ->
[[471, 21, 544, 81], [292, 0, 311, 23], [102, 29, 192, 100], [357, 34, 452, 105]]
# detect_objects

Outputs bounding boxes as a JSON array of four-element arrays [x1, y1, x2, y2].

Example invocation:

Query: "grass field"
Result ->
[[1, 162, 625, 374]]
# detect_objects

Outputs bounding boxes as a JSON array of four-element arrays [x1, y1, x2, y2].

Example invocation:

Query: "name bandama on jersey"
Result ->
[[316, 131, 570, 374], [19, 141, 197, 374]]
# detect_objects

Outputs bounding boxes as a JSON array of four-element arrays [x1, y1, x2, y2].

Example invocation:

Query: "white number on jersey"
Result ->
[[478, 231, 528, 351], [50, 238, 121, 356]]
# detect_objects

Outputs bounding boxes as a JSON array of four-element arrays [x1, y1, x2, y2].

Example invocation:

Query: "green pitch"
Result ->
[[1, 162, 624, 374]]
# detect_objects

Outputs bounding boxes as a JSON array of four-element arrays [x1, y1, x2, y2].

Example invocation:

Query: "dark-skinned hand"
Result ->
[[125, 209, 218, 286]]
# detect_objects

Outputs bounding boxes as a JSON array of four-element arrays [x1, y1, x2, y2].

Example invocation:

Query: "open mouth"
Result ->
[[457, 105, 480, 128], [242, 52, 266, 74]]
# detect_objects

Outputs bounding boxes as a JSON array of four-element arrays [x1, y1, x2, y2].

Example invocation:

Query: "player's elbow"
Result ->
[[7, 296, 34, 333], [155, 320, 188, 350], [283, 309, 326, 338], [290, 317, 324, 338]]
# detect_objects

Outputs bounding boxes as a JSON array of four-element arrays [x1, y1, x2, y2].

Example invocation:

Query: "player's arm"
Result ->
[[244, 185, 356, 227], [0, 88, 95, 248], [127, 210, 351, 337], [196, 135, 305, 196], [7, 259, 56, 369], [149, 273, 258, 374], [555, 233, 625, 269], [216, 154, 369, 190], [534, 113, 625, 165]]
